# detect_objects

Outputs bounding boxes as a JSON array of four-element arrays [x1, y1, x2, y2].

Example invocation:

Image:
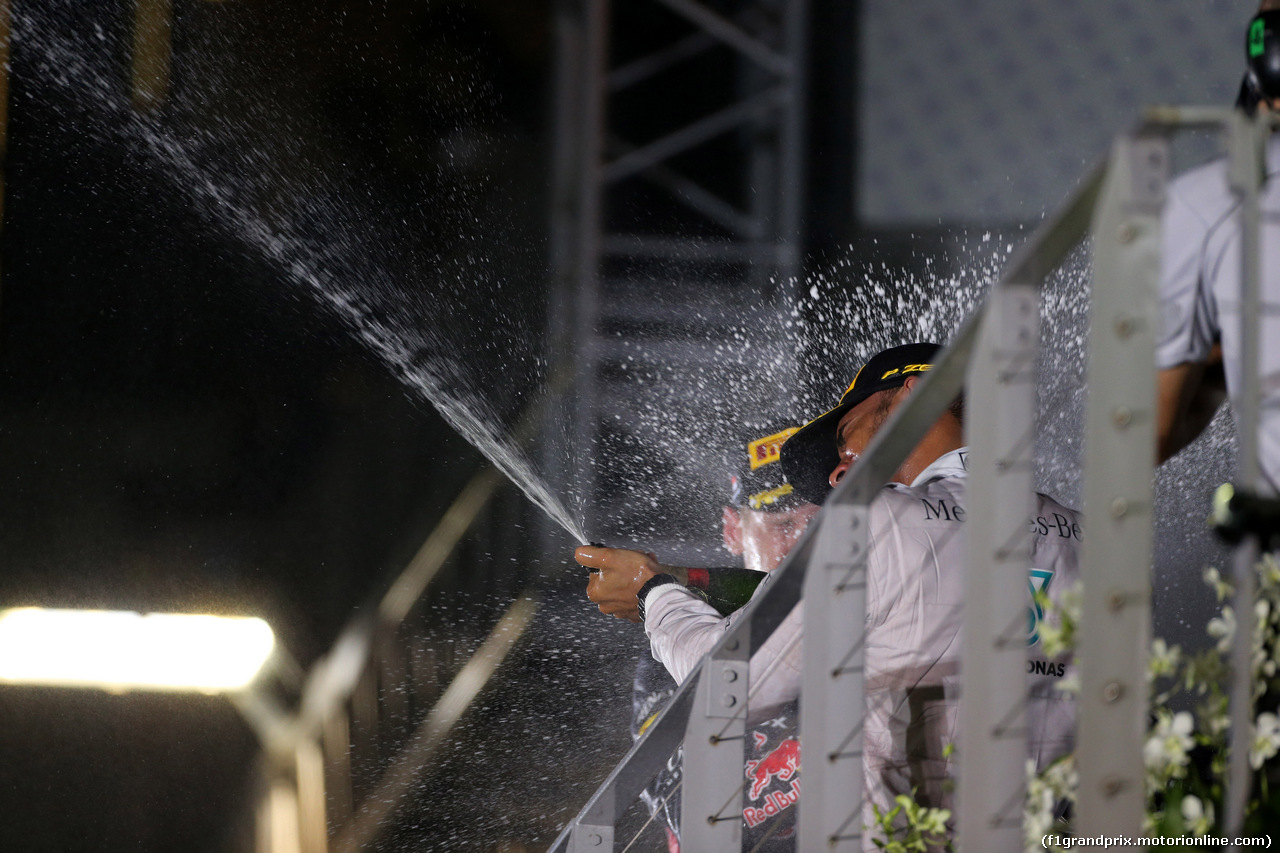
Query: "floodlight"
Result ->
[[0, 608, 275, 692]]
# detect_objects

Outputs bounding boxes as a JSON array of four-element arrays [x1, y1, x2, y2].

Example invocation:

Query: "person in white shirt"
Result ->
[[1156, 1, 1280, 493], [780, 343, 1079, 846], [582, 342, 1081, 848], [623, 425, 820, 852]]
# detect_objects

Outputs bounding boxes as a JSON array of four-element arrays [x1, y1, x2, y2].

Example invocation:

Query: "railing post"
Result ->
[[1077, 132, 1167, 839], [958, 283, 1039, 851], [1222, 108, 1268, 847], [552, 664, 698, 853], [568, 801, 614, 853], [295, 738, 328, 853], [798, 502, 870, 852], [680, 646, 748, 848]]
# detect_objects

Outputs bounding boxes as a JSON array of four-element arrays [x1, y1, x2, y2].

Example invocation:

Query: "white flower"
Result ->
[[1148, 638, 1181, 681], [1250, 711, 1280, 770], [1259, 554, 1280, 591], [1037, 581, 1081, 658], [1204, 566, 1234, 601], [1143, 710, 1194, 781], [1254, 600, 1271, 650], [1207, 709, 1231, 738], [1208, 606, 1236, 654], [1027, 555, 1280, 839], [1039, 619, 1067, 657], [1025, 756, 1075, 850], [1041, 753, 1078, 795], [1058, 583, 1083, 625], [1180, 794, 1214, 835]]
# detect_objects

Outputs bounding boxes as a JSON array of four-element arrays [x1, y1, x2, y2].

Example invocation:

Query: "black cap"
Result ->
[[781, 343, 941, 505], [729, 426, 808, 511]]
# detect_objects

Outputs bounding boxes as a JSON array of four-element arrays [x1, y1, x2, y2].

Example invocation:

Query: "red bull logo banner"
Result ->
[[743, 737, 800, 829]]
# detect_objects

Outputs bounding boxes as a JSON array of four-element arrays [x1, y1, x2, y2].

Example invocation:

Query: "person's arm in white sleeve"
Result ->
[[579, 545, 803, 708], [643, 573, 803, 711], [641, 582, 727, 684], [1155, 172, 1227, 460], [576, 544, 721, 683]]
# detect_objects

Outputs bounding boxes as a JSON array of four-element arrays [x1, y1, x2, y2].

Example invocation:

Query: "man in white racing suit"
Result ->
[[1156, 2, 1280, 493], [582, 343, 1080, 848], [622, 424, 820, 852]]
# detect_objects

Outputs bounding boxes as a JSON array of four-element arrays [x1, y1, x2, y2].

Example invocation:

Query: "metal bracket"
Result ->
[[707, 659, 749, 719], [683, 662, 745, 850], [1127, 136, 1170, 208], [569, 824, 613, 852]]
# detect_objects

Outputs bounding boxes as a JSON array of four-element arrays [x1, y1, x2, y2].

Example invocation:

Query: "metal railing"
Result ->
[[241, 463, 541, 853], [242, 463, 540, 853], [551, 106, 1274, 852], [243, 357, 591, 853]]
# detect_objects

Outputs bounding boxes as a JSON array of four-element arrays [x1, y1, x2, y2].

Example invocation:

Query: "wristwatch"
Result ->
[[636, 573, 680, 622]]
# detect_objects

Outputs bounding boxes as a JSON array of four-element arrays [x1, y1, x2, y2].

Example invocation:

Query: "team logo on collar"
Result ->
[[748, 428, 799, 470]]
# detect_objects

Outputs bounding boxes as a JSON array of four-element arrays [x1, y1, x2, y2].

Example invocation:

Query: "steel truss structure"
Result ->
[[550, 108, 1274, 853], [549, 0, 809, 555]]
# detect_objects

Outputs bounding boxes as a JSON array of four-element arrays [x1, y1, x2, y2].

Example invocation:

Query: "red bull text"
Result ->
[[743, 738, 801, 827]]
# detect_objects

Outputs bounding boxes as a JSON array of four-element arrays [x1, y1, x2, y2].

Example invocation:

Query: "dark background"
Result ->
[[0, 2, 545, 851], [0, 1, 854, 851]]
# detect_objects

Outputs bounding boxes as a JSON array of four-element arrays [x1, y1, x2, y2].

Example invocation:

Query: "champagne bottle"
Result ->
[[684, 567, 767, 616]]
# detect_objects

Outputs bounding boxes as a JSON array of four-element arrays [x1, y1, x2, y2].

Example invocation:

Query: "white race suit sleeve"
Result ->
[[642, 574, 803, 715]]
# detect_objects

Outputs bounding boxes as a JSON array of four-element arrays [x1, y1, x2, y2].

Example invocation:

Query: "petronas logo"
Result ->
[[1027, 569, 1054, 646]]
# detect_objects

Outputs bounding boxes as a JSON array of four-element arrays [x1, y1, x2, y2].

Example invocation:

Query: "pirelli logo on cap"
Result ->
[[880, 362, 933, 381], [747, 427, 799, 470]]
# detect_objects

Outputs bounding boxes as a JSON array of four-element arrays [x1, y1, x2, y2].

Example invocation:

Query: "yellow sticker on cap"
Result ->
[[748, 483, 795, 509], [881, 362, 933, 381], [747, 427, 799, 470]]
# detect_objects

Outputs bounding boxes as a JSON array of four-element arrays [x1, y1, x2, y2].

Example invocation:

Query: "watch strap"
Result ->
[[636, 573, 681, 622]]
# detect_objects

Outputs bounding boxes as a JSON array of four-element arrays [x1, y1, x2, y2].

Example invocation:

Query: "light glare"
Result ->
[[0, 608, 275, 692]]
